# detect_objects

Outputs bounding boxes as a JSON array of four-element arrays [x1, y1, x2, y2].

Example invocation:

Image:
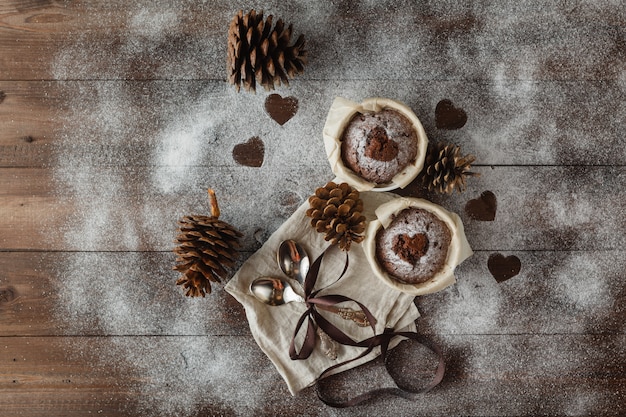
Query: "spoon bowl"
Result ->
[[250, 277, 304, 306], [277, 239, 310, 284], [250, 277, 371, 327]]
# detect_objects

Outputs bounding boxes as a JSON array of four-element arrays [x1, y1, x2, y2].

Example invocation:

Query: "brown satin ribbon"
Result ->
[[289, 247, 378, 361], [315, 329, 445, 407], [288, 246, 446, 407]]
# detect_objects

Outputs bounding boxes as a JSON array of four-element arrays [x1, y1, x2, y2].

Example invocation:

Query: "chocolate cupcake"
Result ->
[[341, 109, 418, 185], [375, 207, 452, 284], [364, 197, 473, 295], [323, 97, 428, 191]]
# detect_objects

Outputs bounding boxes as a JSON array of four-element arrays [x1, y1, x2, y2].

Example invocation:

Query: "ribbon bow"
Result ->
[[287, 245, 445, 408], [288, 247, 378, 361]]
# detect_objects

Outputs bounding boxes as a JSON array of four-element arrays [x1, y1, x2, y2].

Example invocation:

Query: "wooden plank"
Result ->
[[1, 250, 623, 337], [1, 79, 624, 167], [0, 252, 249, 337], [0, 1, 622, 416], [0, 334, 623, 416], [425, 165, 626, 251], [0, 166, 624, 251], [416, 250, 626, 336], [0, 2, 623, 81], [0, 81, 60, 167], [0, 337, 129, 416]]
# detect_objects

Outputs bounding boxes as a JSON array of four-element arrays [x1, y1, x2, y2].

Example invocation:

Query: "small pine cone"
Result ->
[[227, 9, 307, 93], [305, 182, 366, 251], [421, 142, 479, 194], [173, 190, 243, 297]]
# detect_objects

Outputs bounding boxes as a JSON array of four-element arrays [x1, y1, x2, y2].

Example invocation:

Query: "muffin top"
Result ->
[[375, 207, 451, 284], [340, 109, 418, 185]]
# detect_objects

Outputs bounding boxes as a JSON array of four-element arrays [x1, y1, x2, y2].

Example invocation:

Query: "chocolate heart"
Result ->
[[393, 233, 429, 263], [488, 253, 521, 283], [364, 126, 399, 161], [465, 191, 497, 221], [232, 136, 264, 167], [435, 99, 467, 130], [0, 91, 5, 104], [265, 94, 298, 125]]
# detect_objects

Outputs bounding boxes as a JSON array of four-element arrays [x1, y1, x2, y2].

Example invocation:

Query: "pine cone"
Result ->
[[227, 9, 307, 92], [421, 142, 479, 194], [305, 182, 366, 251], [173, 190, 243, 297]]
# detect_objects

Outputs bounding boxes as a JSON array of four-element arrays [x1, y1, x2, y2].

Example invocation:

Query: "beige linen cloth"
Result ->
[[225, 191, 420, 395]]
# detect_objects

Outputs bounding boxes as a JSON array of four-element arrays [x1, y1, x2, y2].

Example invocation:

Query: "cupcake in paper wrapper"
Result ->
[[364, 197, 473, 295], [323, 97, 428, 192]]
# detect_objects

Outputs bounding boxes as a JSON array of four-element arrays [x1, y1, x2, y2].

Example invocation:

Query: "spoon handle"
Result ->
[[317, 305, 370, 327], [316, 326, 338, 360]]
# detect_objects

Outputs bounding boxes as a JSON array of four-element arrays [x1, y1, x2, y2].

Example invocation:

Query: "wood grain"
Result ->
[[0, 335, 623, 416], [0, 166, 624, 251], [1, 80, 624, 167], [0, 251, 623, 337], [0, 252, 249, 336], [0, 1, 623, 81], [0, 0, 624, 415]]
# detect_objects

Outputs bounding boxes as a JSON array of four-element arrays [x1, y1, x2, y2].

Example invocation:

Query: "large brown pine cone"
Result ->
[[227, 9, 307, 92], [173, 190, 243, 297]]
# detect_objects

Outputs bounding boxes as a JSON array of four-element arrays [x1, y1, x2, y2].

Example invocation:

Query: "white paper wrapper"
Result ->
[[363, 197, 473, 296], [322, 97, 428, 192]]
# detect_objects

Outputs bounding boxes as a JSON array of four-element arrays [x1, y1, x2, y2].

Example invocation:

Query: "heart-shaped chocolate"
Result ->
[[232, 136, 264, 167], [364, 126, 399, 162], [488, 253, 521, 283], [265, 94, 298, 125], [465, 191, 497, 221], [393, 233, 429, 263], [0, 91, 6, 104], [435, 99, 467, 130]]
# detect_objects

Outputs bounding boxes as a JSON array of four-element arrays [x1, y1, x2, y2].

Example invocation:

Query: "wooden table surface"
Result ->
[[1, 1, 625, 416]]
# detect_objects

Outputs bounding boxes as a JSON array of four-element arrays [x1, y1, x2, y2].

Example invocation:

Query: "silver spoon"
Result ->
[[250, 276, 338, 359], [277, 239, 310, 284], [250, 277, 370, 328], [277, 239, 370, 327], [250, 277, 304, 306]]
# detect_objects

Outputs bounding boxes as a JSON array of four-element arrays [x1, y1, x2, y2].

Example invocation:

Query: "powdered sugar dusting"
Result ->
[[563, 388, 600, 417], [152, 117, 211, 194], [47, 1, 625, 415], [49, 5, 287, 414], [425, 266, 503, 336], [55, 249, 274, 413], [111, 336, 272, 415], [551, 254, 612, 312], [56, 166, 141, 251], [128, 8, 180, 41]]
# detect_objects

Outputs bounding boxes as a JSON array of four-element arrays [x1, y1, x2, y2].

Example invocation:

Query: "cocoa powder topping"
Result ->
[[364, 126, 399, 161], [393, 233, 429, 263]]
